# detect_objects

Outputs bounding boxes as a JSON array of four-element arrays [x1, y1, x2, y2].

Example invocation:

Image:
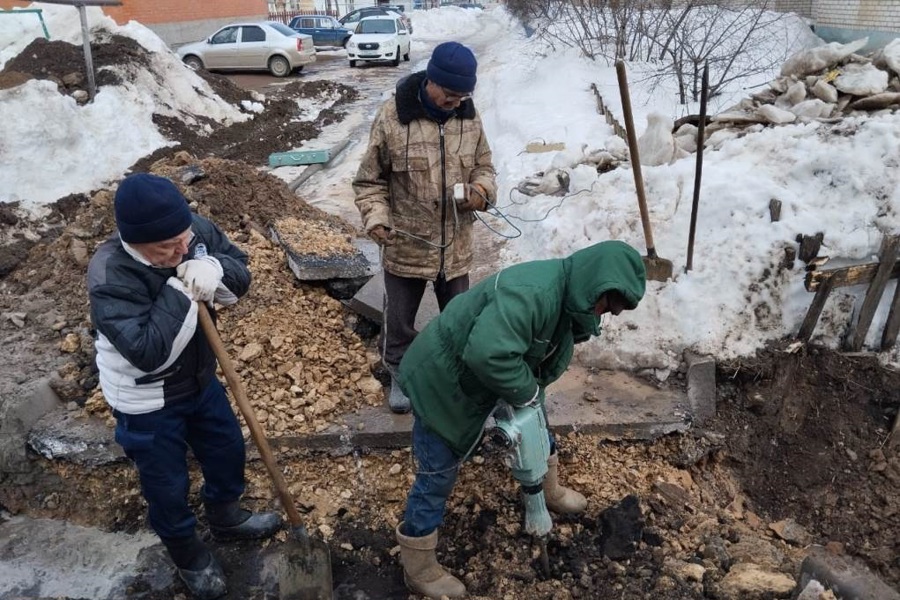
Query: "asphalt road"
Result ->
[[224, 47, 420, 94]]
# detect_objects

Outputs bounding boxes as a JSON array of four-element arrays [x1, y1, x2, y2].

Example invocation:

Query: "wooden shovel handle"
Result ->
[[615, 60, 657, 257], [197, 302, 304, 527]]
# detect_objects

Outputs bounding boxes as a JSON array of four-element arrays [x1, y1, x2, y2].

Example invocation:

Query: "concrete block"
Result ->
[[799, 545, 900, 600], [0, 378, 61, 474], [684, 351, 716, 425], [346, 271, 439, 330], [28, 410, 124, 467], [276, 367, 691, 452]]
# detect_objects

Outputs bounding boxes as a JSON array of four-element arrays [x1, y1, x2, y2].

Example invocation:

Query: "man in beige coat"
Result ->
[[353, 41, 497, 413]]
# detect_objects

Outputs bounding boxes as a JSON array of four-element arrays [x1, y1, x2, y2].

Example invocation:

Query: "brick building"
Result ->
[[775, 0, 900, 49], [0, 0, 268, 46]]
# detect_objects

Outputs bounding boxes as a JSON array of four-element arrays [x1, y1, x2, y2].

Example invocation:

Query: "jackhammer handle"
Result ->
[[197, 302, 304, 527], [615, 59, 657, 255]]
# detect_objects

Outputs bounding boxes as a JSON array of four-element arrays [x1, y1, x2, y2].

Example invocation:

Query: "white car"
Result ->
[[346, 15, 411, 68], [177, 21, 316, 77]]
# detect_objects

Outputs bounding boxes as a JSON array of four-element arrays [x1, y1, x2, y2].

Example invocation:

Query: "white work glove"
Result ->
[[176, 256, 223, 303], [166, 276, 193, 299]]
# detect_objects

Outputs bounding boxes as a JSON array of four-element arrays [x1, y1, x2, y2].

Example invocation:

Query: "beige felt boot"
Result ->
[[543, 452, 588, 514], [395, 523, 466, 599]]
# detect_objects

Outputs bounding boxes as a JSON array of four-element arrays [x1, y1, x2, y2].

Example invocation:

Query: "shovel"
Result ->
[[197, 302, 333, 600], [615, 60, 674, 282]]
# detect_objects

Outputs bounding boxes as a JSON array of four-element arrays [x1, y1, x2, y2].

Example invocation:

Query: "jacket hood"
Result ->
[[562, 241, 646, 341]]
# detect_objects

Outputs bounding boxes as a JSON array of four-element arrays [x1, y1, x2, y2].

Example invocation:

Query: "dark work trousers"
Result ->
[[381, 270, 469, 370], [113, 378, 246, 540]]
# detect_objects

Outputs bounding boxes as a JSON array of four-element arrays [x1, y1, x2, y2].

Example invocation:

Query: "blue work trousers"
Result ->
[[113, 379, 246, 540], [402, 414, 557, 538]]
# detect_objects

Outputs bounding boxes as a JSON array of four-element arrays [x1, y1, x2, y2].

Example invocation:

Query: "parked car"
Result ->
[[345, 15, 411, 67], [288, 14, 353, 48], [455, 2, 484, 8], [177, 22, 315, 77], [339, 6, 413, 34]]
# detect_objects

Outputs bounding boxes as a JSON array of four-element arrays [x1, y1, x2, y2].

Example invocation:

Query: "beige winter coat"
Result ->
[[353, 72, 497, 280]]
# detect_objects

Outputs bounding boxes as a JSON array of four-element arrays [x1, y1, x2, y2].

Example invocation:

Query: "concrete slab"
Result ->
[[28, 408, 124, 467], [684, 351, 716, 425], [273, 366, 690, 452], [345, 271, 440, 328], [799, 545, 900, 600], [0, 379, 62, 474], [0, 514, 162, 599]]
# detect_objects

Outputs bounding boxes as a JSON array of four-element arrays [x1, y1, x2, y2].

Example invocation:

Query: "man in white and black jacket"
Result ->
[[87, 173, 280, 600]]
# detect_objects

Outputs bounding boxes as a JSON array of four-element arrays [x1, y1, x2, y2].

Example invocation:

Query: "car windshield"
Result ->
[[268, 22, 297, 36], [357, 19, 396, 34]]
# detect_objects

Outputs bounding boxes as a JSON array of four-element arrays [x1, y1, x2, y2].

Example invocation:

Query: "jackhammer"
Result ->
[[489, 398, 553, 576]]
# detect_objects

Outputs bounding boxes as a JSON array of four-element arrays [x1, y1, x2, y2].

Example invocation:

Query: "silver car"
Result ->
[[177, 22, 316, 77]]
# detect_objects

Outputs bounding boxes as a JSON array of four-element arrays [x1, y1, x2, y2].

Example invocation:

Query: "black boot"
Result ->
[[162, 534, 227, 600], [205, 500, 282, 542]]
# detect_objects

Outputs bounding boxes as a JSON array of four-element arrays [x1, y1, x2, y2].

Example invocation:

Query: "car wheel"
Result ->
[[349, 59, 357, 68], [268, 55, 291, 77], [392, 47, 400, 67], [183, 55, 204, 71], [403, 50, 410, 62]]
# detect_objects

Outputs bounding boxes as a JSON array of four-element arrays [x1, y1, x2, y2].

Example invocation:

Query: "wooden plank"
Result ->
[[880, 276, 900, 350], [844, 236, 900, 351], [797, 277, 833, 342], [805, 261, 900, 292]]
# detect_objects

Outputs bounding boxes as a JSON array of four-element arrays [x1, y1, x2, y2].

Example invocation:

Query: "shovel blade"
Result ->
[[643, 256, 674, 282], [279, 535, 333, 600]]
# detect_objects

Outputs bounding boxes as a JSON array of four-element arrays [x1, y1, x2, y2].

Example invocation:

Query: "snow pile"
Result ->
[[0, 4, 248, 209]]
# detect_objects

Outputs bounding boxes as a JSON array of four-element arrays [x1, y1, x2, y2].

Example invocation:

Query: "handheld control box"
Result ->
[[453, 183, 466, 204]]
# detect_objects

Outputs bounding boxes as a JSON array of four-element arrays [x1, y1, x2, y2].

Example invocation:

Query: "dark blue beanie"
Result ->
[[426, 42, 477, 94], [114, 173, 193, 244]]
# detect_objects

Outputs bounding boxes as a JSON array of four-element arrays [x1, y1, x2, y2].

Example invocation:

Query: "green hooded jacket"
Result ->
[[397, 240, 647, 456]]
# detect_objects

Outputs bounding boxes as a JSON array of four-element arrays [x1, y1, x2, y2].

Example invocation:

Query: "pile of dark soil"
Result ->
[[718, 345, 900, 583]]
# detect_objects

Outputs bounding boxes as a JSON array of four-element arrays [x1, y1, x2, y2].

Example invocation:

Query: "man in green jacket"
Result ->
[[394, 240, 646, 599]]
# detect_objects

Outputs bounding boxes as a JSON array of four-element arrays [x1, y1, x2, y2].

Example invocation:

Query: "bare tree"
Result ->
[[506, 0, 802, 105], [647, 2, 791, 103]]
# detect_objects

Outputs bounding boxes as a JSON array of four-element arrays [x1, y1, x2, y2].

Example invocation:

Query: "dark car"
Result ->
[[288, 14, 354, 48], [339, 6, 413, 34]]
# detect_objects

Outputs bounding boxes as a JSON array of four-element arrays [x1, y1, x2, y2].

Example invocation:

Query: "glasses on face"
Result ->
[[438, 85, 471, 102], [155, 229, 195, 251]]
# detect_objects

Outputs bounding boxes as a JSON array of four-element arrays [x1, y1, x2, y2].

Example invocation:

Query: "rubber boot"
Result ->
[[395, 523, 466, 599], [205, 500, 283, 542], [543, 452, 587, 514], [388, 375, 411, 414], [163, 534, 227, 600]]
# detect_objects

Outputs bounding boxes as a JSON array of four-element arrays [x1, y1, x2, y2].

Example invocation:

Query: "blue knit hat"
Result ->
[[114, 173, 193, 244], [426, 41, 477, 94]]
